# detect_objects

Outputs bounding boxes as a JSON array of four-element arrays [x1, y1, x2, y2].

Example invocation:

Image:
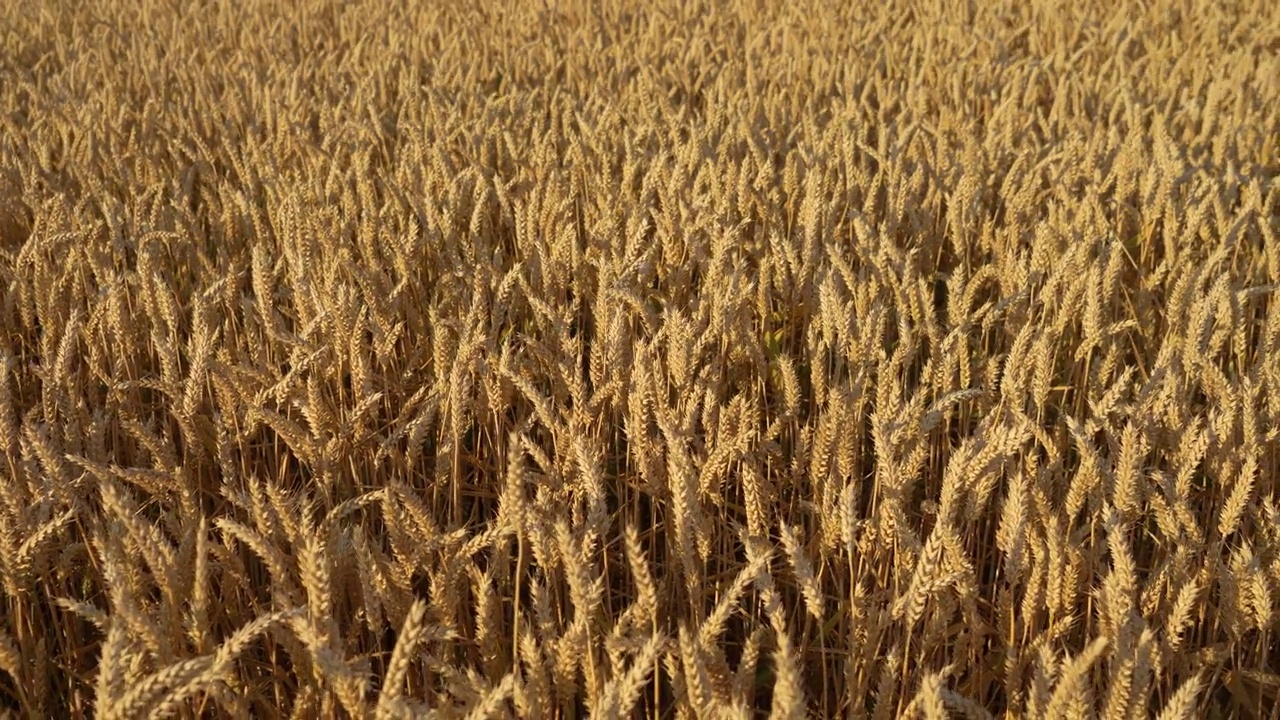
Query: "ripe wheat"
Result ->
[[0, 0, 1278, 716]]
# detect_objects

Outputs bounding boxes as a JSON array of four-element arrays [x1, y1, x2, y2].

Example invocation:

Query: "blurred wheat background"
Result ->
[[1, 0, 1278, 717]]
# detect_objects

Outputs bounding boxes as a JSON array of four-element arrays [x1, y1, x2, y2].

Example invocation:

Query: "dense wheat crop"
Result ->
[[1, 0, 1278, 717]]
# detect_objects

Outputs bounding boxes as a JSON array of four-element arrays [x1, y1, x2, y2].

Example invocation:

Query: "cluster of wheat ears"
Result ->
[[0, 0, 1277, 717]]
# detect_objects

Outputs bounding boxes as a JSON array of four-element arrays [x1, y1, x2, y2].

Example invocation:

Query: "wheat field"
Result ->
[[0, 0, 1278, 717]]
